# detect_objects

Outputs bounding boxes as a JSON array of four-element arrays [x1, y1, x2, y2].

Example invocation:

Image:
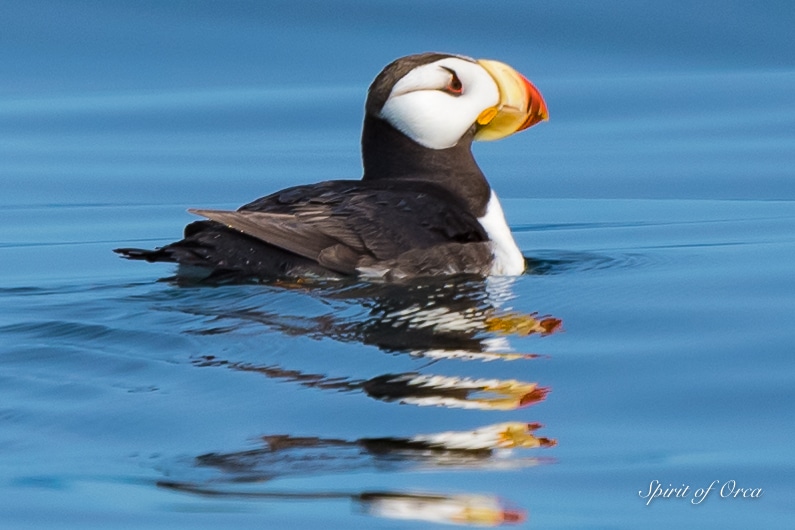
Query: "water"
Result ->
[[2, 2, 794, 528]]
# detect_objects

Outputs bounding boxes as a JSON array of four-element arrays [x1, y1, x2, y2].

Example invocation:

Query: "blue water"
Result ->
[[2, 2, 794, 528]]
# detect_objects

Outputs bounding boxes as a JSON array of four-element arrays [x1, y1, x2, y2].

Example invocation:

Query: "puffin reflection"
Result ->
[[157, 484, 526, 527], [358, 492, 525, 527], [158, 423, 552, 525], [161, 422, 554, 486], [184, 276, 561, 360], [194, 357, 549, 410], [162, 278, 561, 525]]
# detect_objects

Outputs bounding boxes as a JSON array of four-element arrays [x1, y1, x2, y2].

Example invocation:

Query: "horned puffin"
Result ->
[[115, 53, 548, 281]]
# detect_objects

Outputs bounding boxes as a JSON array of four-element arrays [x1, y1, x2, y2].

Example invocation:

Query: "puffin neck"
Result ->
[[361, 115, 491, 217]]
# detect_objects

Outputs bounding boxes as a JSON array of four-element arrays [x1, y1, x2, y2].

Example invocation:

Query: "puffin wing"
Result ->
[[188, 209, 363, 274], [190, 180, 488, 276]]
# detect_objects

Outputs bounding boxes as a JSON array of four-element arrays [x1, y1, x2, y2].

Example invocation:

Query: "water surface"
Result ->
[[2, 2, 794, 528]]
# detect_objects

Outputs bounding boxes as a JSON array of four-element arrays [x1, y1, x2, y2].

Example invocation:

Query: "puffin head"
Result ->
[[366, 52, 548, 150]]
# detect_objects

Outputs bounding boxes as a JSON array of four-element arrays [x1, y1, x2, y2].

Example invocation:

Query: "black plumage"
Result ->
[[118, 179, 491, 280]]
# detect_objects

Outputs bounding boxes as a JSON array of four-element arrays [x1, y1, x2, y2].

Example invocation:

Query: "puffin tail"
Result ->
[[113, 246, 177, 263]]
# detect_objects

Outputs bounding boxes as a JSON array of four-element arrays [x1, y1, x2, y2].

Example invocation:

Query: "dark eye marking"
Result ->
[[441, 67, 463, 96]]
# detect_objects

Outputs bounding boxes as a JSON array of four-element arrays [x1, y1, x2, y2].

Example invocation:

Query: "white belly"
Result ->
[[477, 191, 525, 276]]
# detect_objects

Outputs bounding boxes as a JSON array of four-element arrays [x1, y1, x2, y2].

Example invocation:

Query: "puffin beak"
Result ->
[[474, 59, 548, 141]]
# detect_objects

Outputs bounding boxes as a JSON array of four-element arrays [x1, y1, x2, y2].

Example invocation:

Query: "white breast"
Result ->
[[477, 191, 525, 276]]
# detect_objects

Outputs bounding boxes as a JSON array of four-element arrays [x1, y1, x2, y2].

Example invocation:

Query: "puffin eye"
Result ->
[[441, 68, 463, 95]]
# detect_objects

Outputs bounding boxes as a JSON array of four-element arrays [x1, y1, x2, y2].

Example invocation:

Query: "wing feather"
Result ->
[[186, 180, 489, 278], [189, 209, 361, 274]]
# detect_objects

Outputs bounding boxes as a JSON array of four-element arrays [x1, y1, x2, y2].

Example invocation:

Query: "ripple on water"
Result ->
[[524, 250, 656, 275]]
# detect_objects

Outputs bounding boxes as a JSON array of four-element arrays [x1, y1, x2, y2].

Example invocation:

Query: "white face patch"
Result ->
[[478, 191, 525, 276], [379, 57, 500, 149]]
